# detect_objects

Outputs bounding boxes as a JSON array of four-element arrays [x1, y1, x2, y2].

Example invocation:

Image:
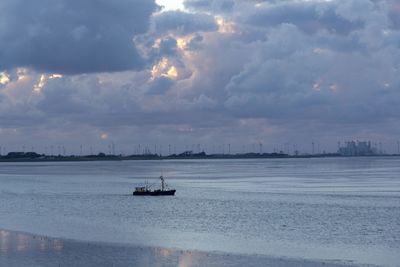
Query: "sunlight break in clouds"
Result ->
[[215, 16, 237, 34], [151, 58, 179, 80], [0, 72, 10, 85], [33, 74, 63, 93]]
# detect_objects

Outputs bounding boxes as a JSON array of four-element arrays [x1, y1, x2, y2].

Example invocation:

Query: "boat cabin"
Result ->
[[134, 187, 148, 193]]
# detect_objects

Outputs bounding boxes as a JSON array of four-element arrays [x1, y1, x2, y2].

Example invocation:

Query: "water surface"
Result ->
[[0, 157, 399, 266]]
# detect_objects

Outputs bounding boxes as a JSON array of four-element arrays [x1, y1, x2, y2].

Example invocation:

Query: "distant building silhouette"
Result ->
[[338, 141, 377, 156]]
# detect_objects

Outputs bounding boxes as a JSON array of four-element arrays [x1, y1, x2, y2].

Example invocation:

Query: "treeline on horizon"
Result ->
[[1, 150, 393, 162], [0, 151, 290, 161]]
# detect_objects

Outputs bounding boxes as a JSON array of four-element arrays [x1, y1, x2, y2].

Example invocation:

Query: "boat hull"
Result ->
[[133, 190, 176, 196]]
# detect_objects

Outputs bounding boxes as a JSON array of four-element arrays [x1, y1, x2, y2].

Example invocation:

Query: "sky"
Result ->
[[1, 0, 400, 155]]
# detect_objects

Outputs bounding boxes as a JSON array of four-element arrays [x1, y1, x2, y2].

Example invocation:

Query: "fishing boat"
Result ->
[[133, 175, 176, 196]]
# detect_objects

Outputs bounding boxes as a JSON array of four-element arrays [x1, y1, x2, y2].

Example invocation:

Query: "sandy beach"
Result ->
[[0, 229, 369, 267]]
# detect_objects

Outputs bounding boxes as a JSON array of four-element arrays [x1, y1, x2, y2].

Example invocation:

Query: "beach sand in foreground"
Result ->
[[0, 229, 368, 267]]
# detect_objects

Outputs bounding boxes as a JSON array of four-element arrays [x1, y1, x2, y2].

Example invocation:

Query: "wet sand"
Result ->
[[0, 229, 368, 267]]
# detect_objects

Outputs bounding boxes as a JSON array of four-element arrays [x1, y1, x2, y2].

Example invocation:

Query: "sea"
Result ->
[[0, 157, 399, 266]]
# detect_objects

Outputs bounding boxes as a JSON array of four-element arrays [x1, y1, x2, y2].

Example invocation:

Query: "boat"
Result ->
[[133, 175, 176, 196]]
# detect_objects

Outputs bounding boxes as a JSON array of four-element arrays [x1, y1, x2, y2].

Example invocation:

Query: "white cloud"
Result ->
[[156, 0, 185, 11]]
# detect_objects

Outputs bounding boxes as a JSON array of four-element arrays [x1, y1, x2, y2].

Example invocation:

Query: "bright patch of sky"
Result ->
[[156, 0, 184, 11]]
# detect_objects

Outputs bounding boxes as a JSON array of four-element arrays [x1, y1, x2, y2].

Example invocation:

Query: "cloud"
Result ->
[[388, 0, 400, 29], [184, 0, 235, 13], [245, 1, 364, 35], [2, 0, 400, 153], [0, 0, 158, 74], [153, 10, 218, 35], [146, 76, 175, 95], [178, 0, 400, 146], [223, 12, 400, 120]]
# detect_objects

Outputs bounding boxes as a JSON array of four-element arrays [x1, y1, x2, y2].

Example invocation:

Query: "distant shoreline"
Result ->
[[0, 152, 399, 163], [0, 229, 362, 267]]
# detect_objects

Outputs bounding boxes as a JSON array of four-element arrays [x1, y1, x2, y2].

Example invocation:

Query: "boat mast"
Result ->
[[160, 175, 165, 191]]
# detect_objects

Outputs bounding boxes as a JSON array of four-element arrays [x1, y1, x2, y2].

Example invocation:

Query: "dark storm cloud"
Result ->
[[186, 34, 204, 50], [32, 74, 143, 127], [153, 11, 218, 35], [245, 1, 364, 35], [0, 0, 158, 74], [157, 37, 179, 55], [183, 0, 235, 13], [36, 78, 89, 115], [145, 77, 175, 95], [147, 37, 179, 62]]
